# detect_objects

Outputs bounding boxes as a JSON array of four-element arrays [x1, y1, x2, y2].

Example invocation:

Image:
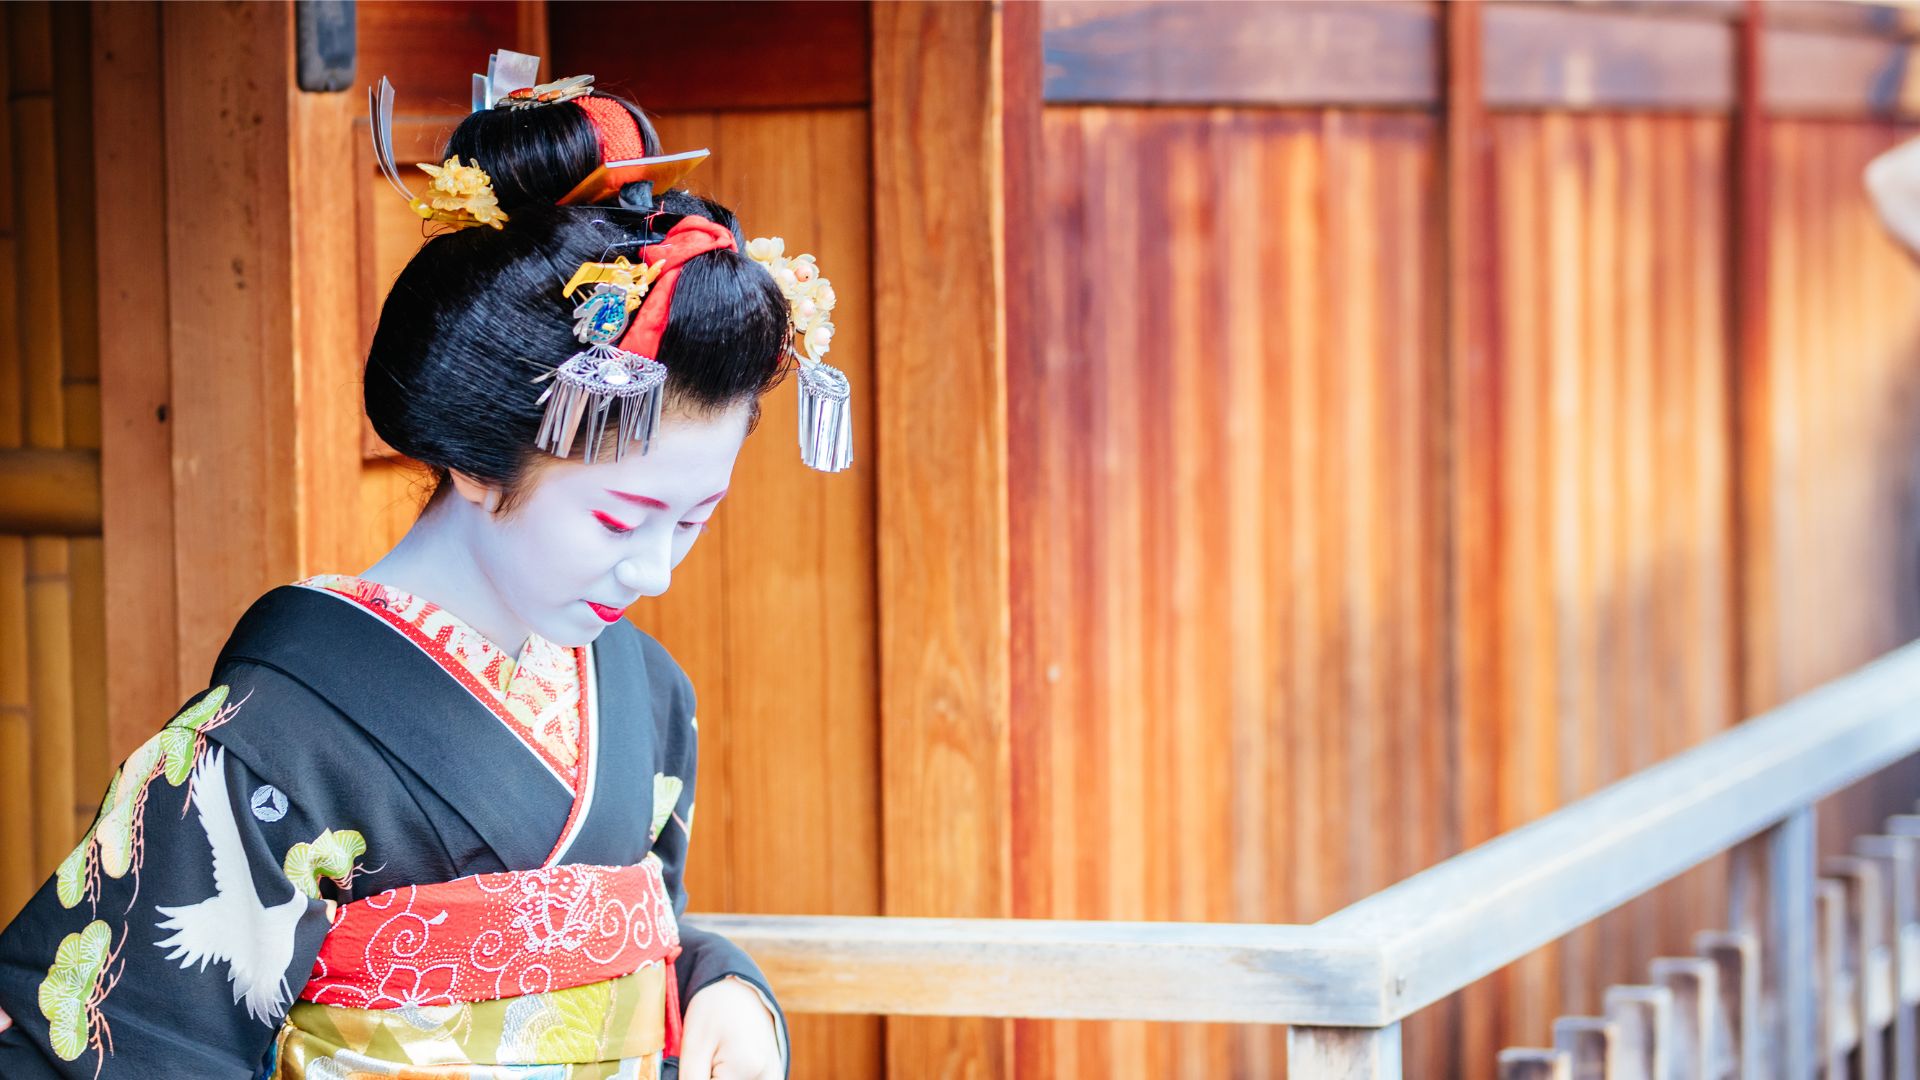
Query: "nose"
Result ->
[[613, 535, 673, 598]]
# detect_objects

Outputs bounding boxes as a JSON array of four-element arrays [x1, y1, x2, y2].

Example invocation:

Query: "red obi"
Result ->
[[301, 859, 680, 1010]]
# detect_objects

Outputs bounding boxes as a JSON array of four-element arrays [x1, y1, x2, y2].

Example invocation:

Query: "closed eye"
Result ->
[[677, 521, 707, 534], [593, 510, 635, 535]]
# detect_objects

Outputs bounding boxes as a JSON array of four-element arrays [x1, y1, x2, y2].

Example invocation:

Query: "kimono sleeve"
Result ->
[[652, 671, 790, 1078], [0, 684, 340, 1079]]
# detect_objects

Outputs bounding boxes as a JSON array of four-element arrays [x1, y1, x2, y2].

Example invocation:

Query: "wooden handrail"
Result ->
[[684, 640, 1920, 1029]]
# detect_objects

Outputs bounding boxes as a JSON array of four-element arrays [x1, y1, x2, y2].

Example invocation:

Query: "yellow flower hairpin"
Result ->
[[410, 156, 508, 230]]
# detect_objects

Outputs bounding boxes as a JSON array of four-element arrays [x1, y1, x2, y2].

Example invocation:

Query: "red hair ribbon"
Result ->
[[618, 215, 738, 363], [574, 96, 646, 162]]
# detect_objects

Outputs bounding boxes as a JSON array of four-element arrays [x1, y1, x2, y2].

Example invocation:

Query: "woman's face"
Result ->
[[468, 401, 751, 647]]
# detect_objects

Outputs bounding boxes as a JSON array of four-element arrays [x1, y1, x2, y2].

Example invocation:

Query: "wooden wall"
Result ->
[[1009, 3, 1920, 1078], [7, 3, 1920, 1080], [0, 2, 107, 927]]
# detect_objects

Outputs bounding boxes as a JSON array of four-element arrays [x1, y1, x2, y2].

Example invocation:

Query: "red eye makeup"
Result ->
[[592, 510, 635, 534]]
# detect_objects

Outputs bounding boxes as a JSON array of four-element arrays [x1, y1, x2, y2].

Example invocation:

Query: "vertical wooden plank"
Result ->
[[1730, 0, 1776, 718], [1651, 957, 1717, 1080], [288, 73, 365, 578], [92, 0, 178, 757], [1696, 930, 1762, 1080], [25, 537, 73, 873], [160, 1, 299, 688], [0, 537, 28, 923], [644, 108, 885, 1080], [1287, 1023, 1402, 1080], [1445, 4, 1501, 1070], [1730, 807, 1816, 1079], [872, 2, 1022, 1074]]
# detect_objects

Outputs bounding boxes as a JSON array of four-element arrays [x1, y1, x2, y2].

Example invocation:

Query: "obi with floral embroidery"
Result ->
[[275, 860, 684, 1078]]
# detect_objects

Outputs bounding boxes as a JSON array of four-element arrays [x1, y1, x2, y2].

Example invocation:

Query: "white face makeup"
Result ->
[[461, 402, 751, 648]]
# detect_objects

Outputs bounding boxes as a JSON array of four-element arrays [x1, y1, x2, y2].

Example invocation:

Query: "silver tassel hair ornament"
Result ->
[[535, 259, 667, 463], [744, 238, 853, 473]]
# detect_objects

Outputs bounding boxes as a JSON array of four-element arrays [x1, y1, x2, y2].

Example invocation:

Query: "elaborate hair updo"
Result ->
[[364, 89, 788, 506]]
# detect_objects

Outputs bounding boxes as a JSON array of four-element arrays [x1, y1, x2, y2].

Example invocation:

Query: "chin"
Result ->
[[537, 610, 613, 649]]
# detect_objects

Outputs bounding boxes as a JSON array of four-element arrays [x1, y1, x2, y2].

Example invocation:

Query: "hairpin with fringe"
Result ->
[[746, 238, 853, 473]]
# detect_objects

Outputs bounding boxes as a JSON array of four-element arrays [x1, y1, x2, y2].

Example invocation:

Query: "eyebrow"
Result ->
[[605, 488, 729, 511]]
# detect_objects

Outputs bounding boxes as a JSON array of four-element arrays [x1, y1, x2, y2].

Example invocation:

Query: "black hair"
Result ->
[[364, 91, 788, 506]]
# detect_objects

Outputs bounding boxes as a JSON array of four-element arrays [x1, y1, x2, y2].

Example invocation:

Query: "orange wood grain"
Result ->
[[91, 0, 179, 761], [159, 1, 301, 688], [872, 2, 1020, 1076], [1014, 107, 1448, 1077], [638, 108, 884, 1080]]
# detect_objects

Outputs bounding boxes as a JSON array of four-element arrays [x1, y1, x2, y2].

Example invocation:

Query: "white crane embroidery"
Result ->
[[153, 747, 306, 1025]]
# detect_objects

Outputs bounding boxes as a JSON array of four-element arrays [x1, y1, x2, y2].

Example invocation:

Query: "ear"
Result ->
[[448, 470, 503, 513]]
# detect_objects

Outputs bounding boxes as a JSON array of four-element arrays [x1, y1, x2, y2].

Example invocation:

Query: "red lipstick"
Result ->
[[585, 601, 627, 623]]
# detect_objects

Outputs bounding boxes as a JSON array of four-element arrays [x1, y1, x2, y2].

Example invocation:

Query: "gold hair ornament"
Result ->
[[369, 78, 508, 232], [533, 259, 669, 463], [746, 238, 852, 473]]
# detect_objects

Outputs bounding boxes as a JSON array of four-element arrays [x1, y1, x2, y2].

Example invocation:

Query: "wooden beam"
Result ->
[[683, 914, 1390, 1024], [1764, 28, 1920, 118], [0, 449, 98, 533], [1287, 1023, 1403, 1080], [1319, 645, 1920, 1024], [549, 1, 868, 111], [873, 0, 1027, 1073], [1040, 1, 1436, 107], [1482, 2, 1735, 111]]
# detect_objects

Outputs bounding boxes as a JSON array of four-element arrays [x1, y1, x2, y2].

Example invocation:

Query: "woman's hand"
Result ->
[[678, 976, 782, 1079]]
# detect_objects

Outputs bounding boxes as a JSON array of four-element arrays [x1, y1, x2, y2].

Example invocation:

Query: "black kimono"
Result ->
[[0, 579, 785, 1078]]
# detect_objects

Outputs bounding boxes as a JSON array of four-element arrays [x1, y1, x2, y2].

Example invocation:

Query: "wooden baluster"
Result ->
[[1653, 957, 1717, 1079], [1855, 833, 1918, 1080], [1730, 807, 1817, 1080], [1828, 856, 1890, 1080], [1697, 930, 1762, 1080], [1555, 1016, 1619, 1080], [1285, 1024, 1402, 1080], [1606, 986, 1674, 1080], [1500, 1048, 1574, 1080], [1816, 878, 1853, 1076]]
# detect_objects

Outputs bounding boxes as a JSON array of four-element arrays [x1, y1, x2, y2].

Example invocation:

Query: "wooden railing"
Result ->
[[686, 641, 1920, 1077]]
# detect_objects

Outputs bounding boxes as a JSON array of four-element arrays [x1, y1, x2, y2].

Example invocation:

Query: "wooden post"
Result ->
[[1498, 1049, 1572, 1080], [1604, 985, 1673, 1080], [871, 1, 1033, 1074], [1855, 834, 1918, 1080], [1443, 0, 1502, 1067], [1730, 807, 1816, 1079], [1815, 879, 1853, 1075], [1696, 930, 1763, 1080], [1651, 957, 1717, 1079], [1287, 1024, 1402, 1080], [1826, 856, 1890, 1080], [1553, 1017, 1617, 1080]]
